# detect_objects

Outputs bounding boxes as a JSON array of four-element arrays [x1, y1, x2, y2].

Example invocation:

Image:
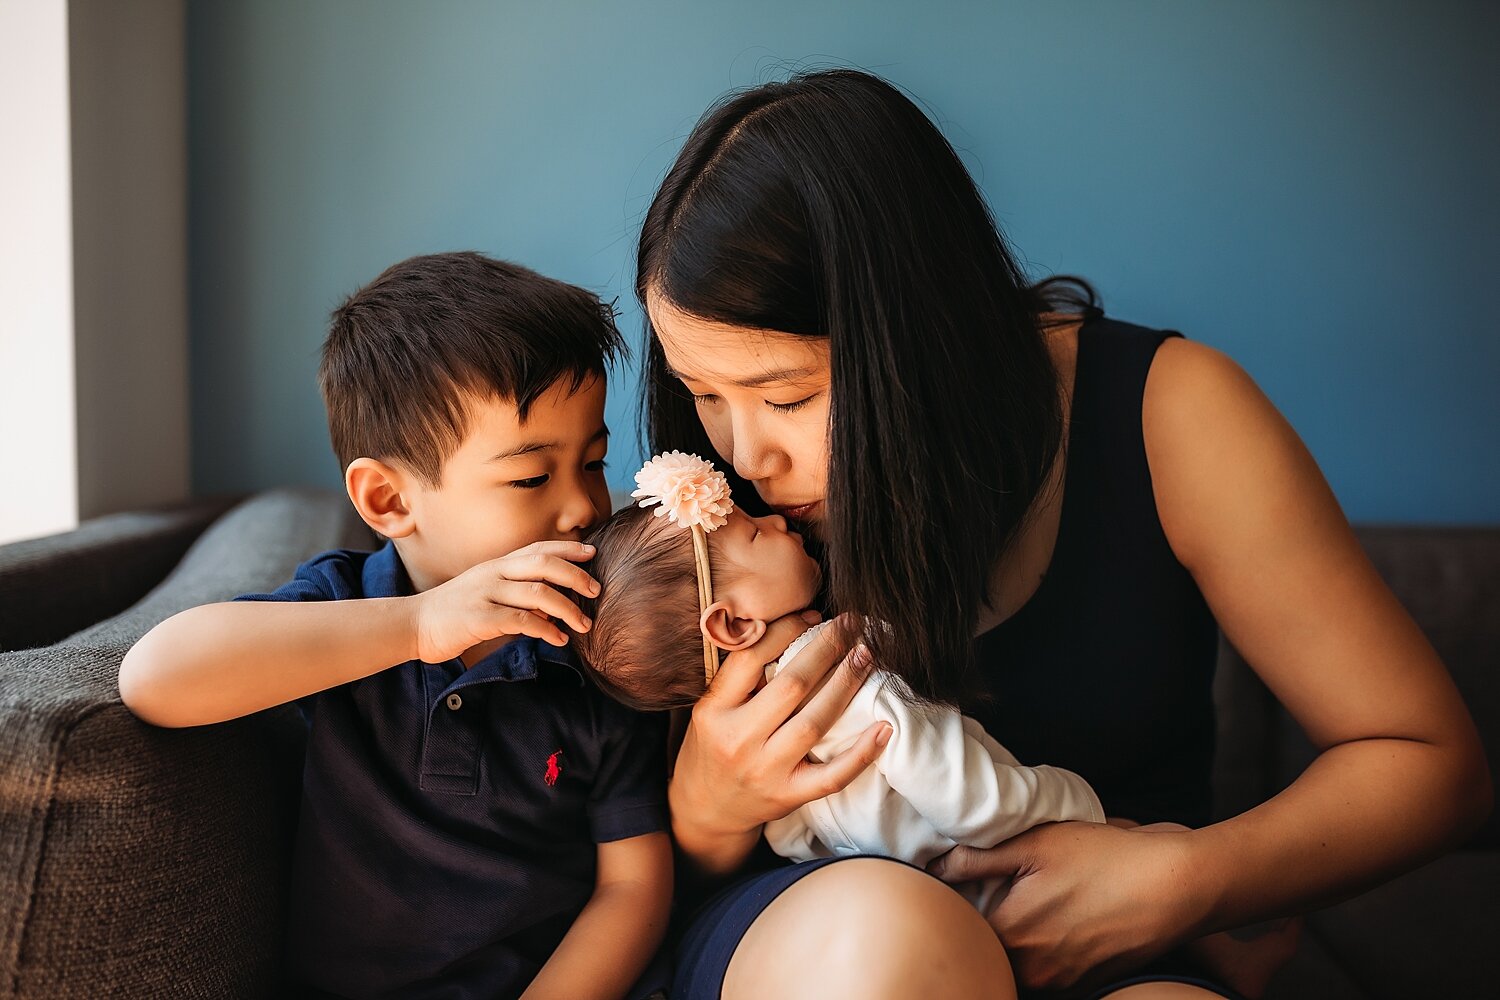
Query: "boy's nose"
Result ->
[[559, 490, 601, 536]]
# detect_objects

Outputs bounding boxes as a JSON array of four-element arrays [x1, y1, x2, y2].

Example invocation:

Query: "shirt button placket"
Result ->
[[445, 693, 462, 711]]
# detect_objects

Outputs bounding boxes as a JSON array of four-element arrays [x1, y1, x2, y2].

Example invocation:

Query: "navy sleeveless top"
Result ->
[[969, 314, 1220, 828]]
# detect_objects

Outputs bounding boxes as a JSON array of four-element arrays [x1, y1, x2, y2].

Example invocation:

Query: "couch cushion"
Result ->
[[0, 498, 237, 653], [0, 489, 373, 999], [1306, 850, 1500, 1000], [63, 488, 376, 654], [1264, 925, 1369, 1000]]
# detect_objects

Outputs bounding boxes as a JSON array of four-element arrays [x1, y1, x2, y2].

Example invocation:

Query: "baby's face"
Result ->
[[712, 508, 822, 622]]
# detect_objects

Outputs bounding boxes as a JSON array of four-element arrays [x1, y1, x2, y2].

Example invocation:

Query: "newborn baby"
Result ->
[[567, 457, 1102, 912]]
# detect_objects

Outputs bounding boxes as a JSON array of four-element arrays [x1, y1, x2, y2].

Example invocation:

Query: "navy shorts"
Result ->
[[673, 856, 1245, 1000]]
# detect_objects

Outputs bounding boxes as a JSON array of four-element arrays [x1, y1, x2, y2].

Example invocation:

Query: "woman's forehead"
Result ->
[[650, 295, 829, 386]]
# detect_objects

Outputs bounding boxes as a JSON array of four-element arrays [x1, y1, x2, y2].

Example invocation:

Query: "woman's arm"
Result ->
[[1146, 339, 1490, 915], [932, 339, 1490, 991], [670, 611, 893, 879]]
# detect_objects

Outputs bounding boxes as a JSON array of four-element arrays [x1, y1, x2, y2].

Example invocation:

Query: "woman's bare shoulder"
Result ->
[[1140, 337, 1482, 778], [1140, 337, 1333, 572]]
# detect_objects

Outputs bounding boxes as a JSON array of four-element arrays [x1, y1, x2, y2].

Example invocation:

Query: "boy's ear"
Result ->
[[699, 601, 767, 652], [345, 458, 417, 539]]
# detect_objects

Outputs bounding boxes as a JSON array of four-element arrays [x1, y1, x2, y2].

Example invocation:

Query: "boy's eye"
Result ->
[[510, 475, 549, 490], [767, 395, 816, 414], [584, 459, 607, 472]]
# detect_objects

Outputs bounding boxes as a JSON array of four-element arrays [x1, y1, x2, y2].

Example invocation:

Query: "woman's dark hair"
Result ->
[[637, 69, 1096, 705]]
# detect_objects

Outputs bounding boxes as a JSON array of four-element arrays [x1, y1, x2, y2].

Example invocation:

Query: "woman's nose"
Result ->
[[728, 413, 787, 484], [729, 441, 771, 484]]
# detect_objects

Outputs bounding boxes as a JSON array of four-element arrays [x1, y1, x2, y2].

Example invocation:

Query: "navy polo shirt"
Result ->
[[237, 542, 668, 999]]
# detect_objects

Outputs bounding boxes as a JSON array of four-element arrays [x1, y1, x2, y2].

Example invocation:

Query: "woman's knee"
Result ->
[[723, 858, 1017, 1000], [1099, 985, 1227, 999]]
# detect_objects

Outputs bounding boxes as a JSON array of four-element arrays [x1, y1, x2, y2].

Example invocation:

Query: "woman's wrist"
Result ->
[[668, 777, 761, 877], [1174, 825, 1231, 939]]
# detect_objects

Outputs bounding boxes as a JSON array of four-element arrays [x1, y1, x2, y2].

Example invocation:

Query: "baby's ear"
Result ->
[[700, 601, 767, 651]]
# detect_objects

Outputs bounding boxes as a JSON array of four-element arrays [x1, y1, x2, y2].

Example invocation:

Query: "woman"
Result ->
[[638, 70, 1489, 999]]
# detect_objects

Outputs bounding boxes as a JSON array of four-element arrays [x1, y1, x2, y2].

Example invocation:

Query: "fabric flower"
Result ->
[[631, 451, 734, 531]]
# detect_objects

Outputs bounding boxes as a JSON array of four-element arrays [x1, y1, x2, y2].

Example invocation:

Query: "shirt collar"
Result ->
[[361, 541, 411, 600], [466, 636, 582, 683]]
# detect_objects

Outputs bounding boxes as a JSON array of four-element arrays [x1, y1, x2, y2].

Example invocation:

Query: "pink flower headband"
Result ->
[[632, 451, 734, 685]]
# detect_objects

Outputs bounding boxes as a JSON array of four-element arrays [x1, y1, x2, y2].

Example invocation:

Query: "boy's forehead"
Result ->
[[457, 379, 607, 456]]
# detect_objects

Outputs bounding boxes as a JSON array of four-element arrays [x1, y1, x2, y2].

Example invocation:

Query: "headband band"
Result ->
[[690, 525, 717, 684], [631, 451, 734, 686]]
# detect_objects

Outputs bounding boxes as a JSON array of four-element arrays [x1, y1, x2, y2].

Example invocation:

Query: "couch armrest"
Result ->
[[0, 497, 241, 653], [0, 489, 375, 998]]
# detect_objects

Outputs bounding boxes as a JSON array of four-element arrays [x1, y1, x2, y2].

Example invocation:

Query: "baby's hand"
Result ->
[[409, 540, 599, 663]]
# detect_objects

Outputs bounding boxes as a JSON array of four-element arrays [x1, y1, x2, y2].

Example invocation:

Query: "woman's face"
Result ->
[[648, 291, 832, 532]]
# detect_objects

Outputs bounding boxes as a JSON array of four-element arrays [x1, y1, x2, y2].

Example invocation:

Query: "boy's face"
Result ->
[[401, 376, 612, 591], [712, 508, 822, 622]]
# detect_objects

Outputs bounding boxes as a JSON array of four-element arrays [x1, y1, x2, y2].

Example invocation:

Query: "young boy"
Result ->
[[119, 252, 672, 1000]]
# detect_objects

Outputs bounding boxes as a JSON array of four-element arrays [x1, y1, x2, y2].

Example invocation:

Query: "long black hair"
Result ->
[[638, 69, 1094, 705]]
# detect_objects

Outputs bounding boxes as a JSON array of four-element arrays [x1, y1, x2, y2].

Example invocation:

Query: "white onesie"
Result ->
[[763, 622, 1105, 912]]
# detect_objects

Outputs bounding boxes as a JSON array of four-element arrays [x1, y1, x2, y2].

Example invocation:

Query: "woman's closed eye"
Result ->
[[691, 391, 818, 414], [767, 395, 817, 414]]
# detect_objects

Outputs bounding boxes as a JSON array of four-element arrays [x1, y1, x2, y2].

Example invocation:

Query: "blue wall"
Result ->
[[188, 0, 1499, 523]]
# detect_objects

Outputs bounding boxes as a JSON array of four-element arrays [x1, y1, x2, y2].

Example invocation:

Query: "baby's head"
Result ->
[[570, 499, 821, 711]]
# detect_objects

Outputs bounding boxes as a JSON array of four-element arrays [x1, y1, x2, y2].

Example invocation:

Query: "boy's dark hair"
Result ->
[[568, 504, 735, 712], [320, 251, 624, 485]]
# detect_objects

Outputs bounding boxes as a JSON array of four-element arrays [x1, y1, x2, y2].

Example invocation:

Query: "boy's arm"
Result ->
[[873, 682, 1105, 847], [521, 831, 673, 1000], [119, 540, 598, 728], [119, 597, 420, 727]]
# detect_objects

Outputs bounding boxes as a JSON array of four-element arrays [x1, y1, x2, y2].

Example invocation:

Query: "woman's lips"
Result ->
[[771, 500, 822, 522]]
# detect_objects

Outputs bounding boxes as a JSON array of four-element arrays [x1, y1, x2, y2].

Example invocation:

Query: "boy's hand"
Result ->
[[409, 541, 599, 663]]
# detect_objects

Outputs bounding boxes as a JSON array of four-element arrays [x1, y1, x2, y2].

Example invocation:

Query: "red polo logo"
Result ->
[[544, 750, 563, 787]]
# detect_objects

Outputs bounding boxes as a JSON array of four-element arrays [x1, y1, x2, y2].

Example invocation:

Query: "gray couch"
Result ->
[[1, 490, 1494, 998]]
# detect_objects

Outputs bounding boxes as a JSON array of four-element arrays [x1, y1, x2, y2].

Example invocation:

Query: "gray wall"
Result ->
[[72, 0, 190, 519], [187, 0, 1499, 523]]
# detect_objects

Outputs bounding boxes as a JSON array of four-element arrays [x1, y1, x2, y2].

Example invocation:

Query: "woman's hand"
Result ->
[[669, 611, 894, 876], [928, 821, 1214, 993]]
